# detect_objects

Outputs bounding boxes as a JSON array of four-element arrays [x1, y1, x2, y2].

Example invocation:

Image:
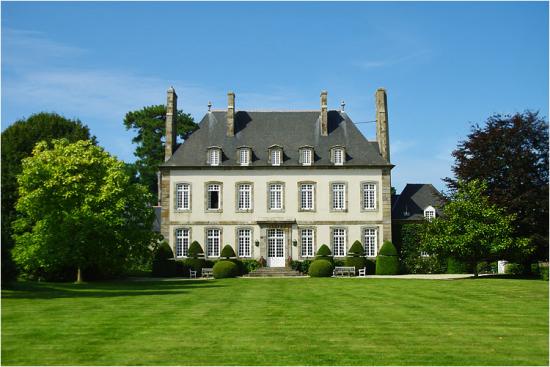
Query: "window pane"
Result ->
[[238, 229, 251, 257], [238, 184, 251, 210], [208, 184, 220, 210], [363, 183, 376, 210], [176, 183, 190, 210], [300, 184, 314, 210], [175, 228, 189, 257], [271, 150, 281, 166], [269, 184, 282, 210], [240, 149, 249, 166], [332, 228, 346, 256], [209, 150, 220, 166], [302, 149, 312, 166], [301, 229, 314, 257], [207, 229, 220, 257], [332, 183, 345, 210], [364, 228, 377, 257]]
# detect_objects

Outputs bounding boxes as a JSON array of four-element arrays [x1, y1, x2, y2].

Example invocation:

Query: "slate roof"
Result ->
[[392, 184, 445, 221], [161, 110, 391, 168]]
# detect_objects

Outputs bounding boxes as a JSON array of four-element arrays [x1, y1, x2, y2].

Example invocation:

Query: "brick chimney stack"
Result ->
[[375, 88, 390, 162], [165, 86, 178, 162], [227, 91, 235, 137], [320, 90, 328, 136]]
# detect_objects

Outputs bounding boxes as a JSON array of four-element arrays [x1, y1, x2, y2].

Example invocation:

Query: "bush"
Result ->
[[242, 259, 261, 274], [376, 242, 399, 275], [152, 259, 177, 277], [447, 258, 473, 274], [379, 241, 398, 256], [333, 258, 345, 267], [540, 264, 549, 281], [365, 259, 376, 275], [290, 260, 313, 274], [505, 262, 525, 276], [231, 259, 245, 275], [221, 245, 236, 259], [183, 258, 206, 275], [175, 260, 191, 277], [213, 260, 238, 279], [308, 259, 334, 277], [348, 240, 365, 257], [477, 261, 497, 274], [345, 256, 367, 275], [400, 224, 445, 274], [154, 241, 173, 261], [188, 241, 204, 258], [316, 244, 333, 262]]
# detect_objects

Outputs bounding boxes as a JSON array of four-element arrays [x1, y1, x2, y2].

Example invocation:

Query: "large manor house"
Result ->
[[159, 87, 397, 267]]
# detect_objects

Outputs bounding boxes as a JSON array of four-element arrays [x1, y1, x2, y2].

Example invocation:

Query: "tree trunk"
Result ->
[[76, 267, 83, 283]]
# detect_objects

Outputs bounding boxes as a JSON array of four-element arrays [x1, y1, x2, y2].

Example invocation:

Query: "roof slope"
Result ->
[[392, 184, 445, 220], [161, 110, 390, 167]]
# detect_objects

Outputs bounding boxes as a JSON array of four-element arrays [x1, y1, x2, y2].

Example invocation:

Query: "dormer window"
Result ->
[[207, 147, 221, 166], [330, 146, 346, 166], [424, 206, 436, 221], [269, 145, 282, 166], [299, 147, 313, 166], [237, 147, 251, 166]]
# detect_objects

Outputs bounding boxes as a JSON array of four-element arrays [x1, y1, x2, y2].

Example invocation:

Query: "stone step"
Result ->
[[246, 267, 302, 277]]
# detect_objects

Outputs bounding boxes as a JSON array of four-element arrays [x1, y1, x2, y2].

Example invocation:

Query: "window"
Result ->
[[364, 228, 377, 257], [362, 183, 376, 210], [237, 229, 252, 258], [175, 228, 190, 258], [271, 149, 281, 166], [300, 183, 314, 210], [332, 228, 346, 257], [239, 148, 250, 166], [424, 206, 436, 221], [208, 148, 220, 166], [207, 184, 221, 210], [300, 148, 313, 166], [331, 147, 345, 165], [206, 229, 220, 257], [301, 229, 315, 257], [237, 184, 252, 211], [269, 183, 283, 210], [332, 183, 346, 210], [420, 251, 429, 257], [176, 183, 190, 210]]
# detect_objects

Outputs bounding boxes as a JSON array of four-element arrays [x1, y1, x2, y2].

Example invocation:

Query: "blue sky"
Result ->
[[2, 1, 548, 193]]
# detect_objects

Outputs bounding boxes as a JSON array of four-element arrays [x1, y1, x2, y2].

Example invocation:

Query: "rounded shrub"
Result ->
[[188, 241, 204, 258], [345, 256, 367, 275], [221, 244, 237, 259], [154, 241, 173, 261], [378, 241, 398, 256], [308, 259, 335, 277], [348, 240, 365, 257], [213, 260, 239, 279], [231, 259, 246, 275], [376, 241, 399, 275]]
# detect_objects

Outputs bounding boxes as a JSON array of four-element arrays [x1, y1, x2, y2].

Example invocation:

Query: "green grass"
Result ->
[[2, 278, 548, 365]]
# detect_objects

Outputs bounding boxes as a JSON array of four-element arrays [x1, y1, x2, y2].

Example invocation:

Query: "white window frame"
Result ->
[[271, 149, 281, 166], [208, 148, 221, 166], [300, 228, 315, 258], [207, 183, 221, 210], [300, 183, 314, 211], [332, 228, 347, 257], [237, 183, 252, 211], [175, 183, 190, 210], [424, 206, 436, 221], [362, 183, 376, 210], [237, 228, 252, 258], [363, 227, 377, 257], [239, 149, 250, 166], [269, 183, 283, 210], [331, 183, 346, 211], [301, 148, 312, 166], [175, 228, 190, 258], [206, 228, 221, 257], [333, 148, 344, 165]]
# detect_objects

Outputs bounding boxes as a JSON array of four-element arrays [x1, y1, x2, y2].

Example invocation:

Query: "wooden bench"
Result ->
[[201, 268, 214, 278], [333, 266, 356, 277]]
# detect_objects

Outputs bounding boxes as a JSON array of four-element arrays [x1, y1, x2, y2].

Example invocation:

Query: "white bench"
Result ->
[[334, 266, 356, 277], [202, 268, 214, 278]]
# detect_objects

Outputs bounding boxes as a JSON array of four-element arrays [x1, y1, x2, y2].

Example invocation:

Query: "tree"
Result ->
[[12, 139, 157, 282], [421, 180, 532, 277], [1, 112, 95, 282], [445, 111, 549, 261], [123, 105, 197, 200]]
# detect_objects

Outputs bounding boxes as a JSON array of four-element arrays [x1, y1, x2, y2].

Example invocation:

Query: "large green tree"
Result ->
[[421, 180, 531, 277], [123, 105, 197, 200], [12, 139, 157, 282], [445, 111, 548, 261], [1, 112, 95, 282]]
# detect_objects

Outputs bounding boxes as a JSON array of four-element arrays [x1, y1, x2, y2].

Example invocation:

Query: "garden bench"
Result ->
[[202, 268, 214, 278], [189, 269, 197, 278], [333, 266, 356, 277]]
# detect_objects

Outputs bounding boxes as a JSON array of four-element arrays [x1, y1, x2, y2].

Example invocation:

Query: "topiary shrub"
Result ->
[[154, 241, 173, 261], [221, 244, 236, 259], [188, 241, 204, 258], [345, 256, 367, 275], [308, 259, 335, 277], [316, 244, 333, 262], [348, 240, 365, 257], [213, 260, 238, 279], [152, 241, 176, 277], [376, 241, 399, 275], [365, 258, 376, 275]]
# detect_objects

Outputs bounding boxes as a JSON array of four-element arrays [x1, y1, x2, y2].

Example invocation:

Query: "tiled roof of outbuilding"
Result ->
[[392, 184, 445, 221]]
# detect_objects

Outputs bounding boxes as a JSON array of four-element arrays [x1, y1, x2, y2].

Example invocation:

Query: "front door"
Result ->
[[267, 228, 285, 267]]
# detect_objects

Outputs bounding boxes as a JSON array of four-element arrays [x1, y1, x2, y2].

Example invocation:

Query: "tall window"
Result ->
[[175, 228, 190, 257], [238, 229, 252, 257], [208, 149, 220, 166], [362, 183, 376, 210], [238, 184, 252, 210], [206, 229, 220, 257], [301, 229, 314, 257], [301, 148, 312, 166], [364, 228, 377, 257], [333, 148, 344, 165], [424, 206, 436, 221], [271, 149, 281, 166], [332, 228, 346, 257], [269, 184, 283, 210], [207, 184, 221, 210], [332, 183, 346, 210], [239, 149, 250, 166], [176, 183, 190, 210], [300, 184, 314, 210]]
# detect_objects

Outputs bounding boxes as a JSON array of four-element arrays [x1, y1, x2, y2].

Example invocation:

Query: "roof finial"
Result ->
[[208, 101, 212, 112], [340, 100, 345, 112]]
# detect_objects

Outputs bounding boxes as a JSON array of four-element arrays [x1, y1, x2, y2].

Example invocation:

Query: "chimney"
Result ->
[[320, 90, 328, 136], [375, 88, 390, 162], [227, 91, 235, 137], [165, 86, 178, 162]]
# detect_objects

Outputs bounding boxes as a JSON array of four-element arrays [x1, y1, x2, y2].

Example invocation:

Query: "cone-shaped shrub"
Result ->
[[221, 244, 237, 259], [376, 241, 399, 275], [213, 260, 238, 278], [348, 240, 365, 257], [188, 241, 204, 258], [315, 244, 333, 262], [154, 241, 173, 261], [308, 259, 334, 277]]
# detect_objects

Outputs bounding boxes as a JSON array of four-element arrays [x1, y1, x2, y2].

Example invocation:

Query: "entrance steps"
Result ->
[[246, 267, 302, 277]]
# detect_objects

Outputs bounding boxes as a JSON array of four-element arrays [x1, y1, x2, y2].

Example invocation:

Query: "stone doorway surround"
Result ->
[[257, 219, 295, 267]]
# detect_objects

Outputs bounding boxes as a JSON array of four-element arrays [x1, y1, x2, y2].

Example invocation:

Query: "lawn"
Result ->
[[1, 277, 548, 365]]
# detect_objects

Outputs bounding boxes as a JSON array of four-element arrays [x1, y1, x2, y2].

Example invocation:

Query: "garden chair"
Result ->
[[358, 267, 367, 277], [189, 269, 197, 278]]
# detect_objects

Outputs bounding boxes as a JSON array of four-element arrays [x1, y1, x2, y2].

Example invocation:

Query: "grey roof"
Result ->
[[161, 110, 391, 168], [392, 184, 445, 221]]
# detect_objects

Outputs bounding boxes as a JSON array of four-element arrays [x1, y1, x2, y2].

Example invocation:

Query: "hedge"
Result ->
[[345, 256, 367, 275], [378, 241, 398, 256], [221, 245, 236, 259], [309, 259, 334, 277], [213, 260, 239, 279], [376, 241, 399, 275], [348, 240, 365, 257], [183, 258, 206, 276], [188, 241, 204, 258]]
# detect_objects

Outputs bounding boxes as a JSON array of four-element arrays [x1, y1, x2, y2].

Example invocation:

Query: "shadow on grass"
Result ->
[[467, 274, 545, 281], [2, 279, 222, 300]]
